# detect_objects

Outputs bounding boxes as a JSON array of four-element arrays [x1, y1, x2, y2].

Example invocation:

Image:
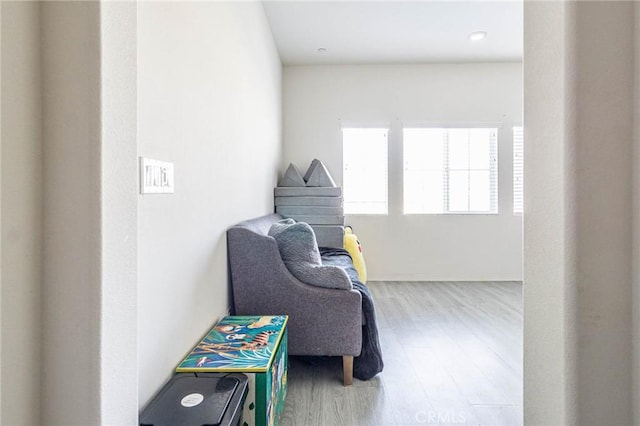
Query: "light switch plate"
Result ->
[[140, 157, 174, 194]]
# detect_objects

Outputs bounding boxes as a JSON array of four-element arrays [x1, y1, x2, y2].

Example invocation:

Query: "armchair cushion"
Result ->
[[268, 220, 352, 290]]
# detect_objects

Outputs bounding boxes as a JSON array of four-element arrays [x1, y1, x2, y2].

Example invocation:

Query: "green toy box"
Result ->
[[177, 315, 288, 426]]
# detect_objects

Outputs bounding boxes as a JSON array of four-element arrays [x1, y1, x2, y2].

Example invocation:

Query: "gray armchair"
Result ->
[[227, 214, 362, 385]]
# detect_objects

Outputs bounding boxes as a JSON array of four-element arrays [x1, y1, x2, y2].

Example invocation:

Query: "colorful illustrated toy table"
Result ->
[[177, 315, 288, 426]]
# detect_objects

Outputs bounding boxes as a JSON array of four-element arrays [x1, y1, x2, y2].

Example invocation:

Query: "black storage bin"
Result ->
[[140, 372, 248, 426]]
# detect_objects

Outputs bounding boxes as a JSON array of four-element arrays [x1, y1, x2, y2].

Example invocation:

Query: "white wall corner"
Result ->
[[523, 2, 573, 423], [40, 2, 102, 424], [1, 2, 4, 423], [525, 2, 635, 425], [100, 1, 138, 424], [633, 2, 640, 424], [1, 2, 43, 425]]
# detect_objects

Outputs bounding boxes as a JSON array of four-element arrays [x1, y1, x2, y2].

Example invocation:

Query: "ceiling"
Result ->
[[262, 1, 523, 65]]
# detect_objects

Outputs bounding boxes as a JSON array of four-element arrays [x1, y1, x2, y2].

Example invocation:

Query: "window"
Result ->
[[342, 128, 388, 214], [513, 126, 524, 214], [403, 127, 498, 214]]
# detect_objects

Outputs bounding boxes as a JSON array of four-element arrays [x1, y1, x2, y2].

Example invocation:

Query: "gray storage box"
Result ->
[[310, 225, 344, 248], [276, 206, 343, 216], [274, 196, 343, 207], [274, 187, 342, 197]]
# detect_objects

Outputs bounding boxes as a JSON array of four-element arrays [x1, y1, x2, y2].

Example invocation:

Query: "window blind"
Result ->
[[513, 126, 524, 214], [342, 128, 388, 214], [404, 127, 498, 214]]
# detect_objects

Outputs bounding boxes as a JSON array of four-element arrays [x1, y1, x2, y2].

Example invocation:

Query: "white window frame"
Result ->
[[403, 126, 499, 215]]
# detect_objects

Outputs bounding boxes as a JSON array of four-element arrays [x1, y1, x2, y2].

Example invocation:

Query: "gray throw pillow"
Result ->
[[268, 220, 351, 290]]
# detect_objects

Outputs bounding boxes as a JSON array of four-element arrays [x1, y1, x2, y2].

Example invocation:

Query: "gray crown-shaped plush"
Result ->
[[278, 163, 306, 187], [277, 159, 336, 188]]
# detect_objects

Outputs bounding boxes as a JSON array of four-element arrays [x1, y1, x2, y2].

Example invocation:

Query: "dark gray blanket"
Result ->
[[319, 247, 384, 380]]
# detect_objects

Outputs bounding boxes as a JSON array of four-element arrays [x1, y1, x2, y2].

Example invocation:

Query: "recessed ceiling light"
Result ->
[[469, 31, 487, 41], [317, 47, 327, 53]]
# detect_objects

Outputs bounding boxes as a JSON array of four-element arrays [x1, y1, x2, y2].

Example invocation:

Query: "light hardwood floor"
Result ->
[[279, 281, 523, 426]]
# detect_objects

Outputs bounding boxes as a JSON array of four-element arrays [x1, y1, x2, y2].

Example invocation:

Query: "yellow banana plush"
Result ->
[[344, 227, 367, 283]]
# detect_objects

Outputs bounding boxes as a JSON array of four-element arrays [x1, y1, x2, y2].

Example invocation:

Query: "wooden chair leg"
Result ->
[[342, 355, 353, 386]]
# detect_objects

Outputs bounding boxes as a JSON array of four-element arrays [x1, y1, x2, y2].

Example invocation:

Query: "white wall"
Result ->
[[0, 1, 281, 419], [1, 2, 42, 424], [522, 3, 570, 422], [100, 2, 138, 423], [635, 4, 640, 423], [1, 0, 3, 416], [284, 63, 522, 281], [524, 2, 635, 424], [1, 0, 3, 417], [40, 2, 103, 424], [137, 2, 282, 408], [39, 2, 139, 424], [572, 3, 634, 422]]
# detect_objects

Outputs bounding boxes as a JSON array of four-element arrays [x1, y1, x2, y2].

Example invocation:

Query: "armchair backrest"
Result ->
[[227, 214, 291, 311], [230, 213, 282, 236]]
